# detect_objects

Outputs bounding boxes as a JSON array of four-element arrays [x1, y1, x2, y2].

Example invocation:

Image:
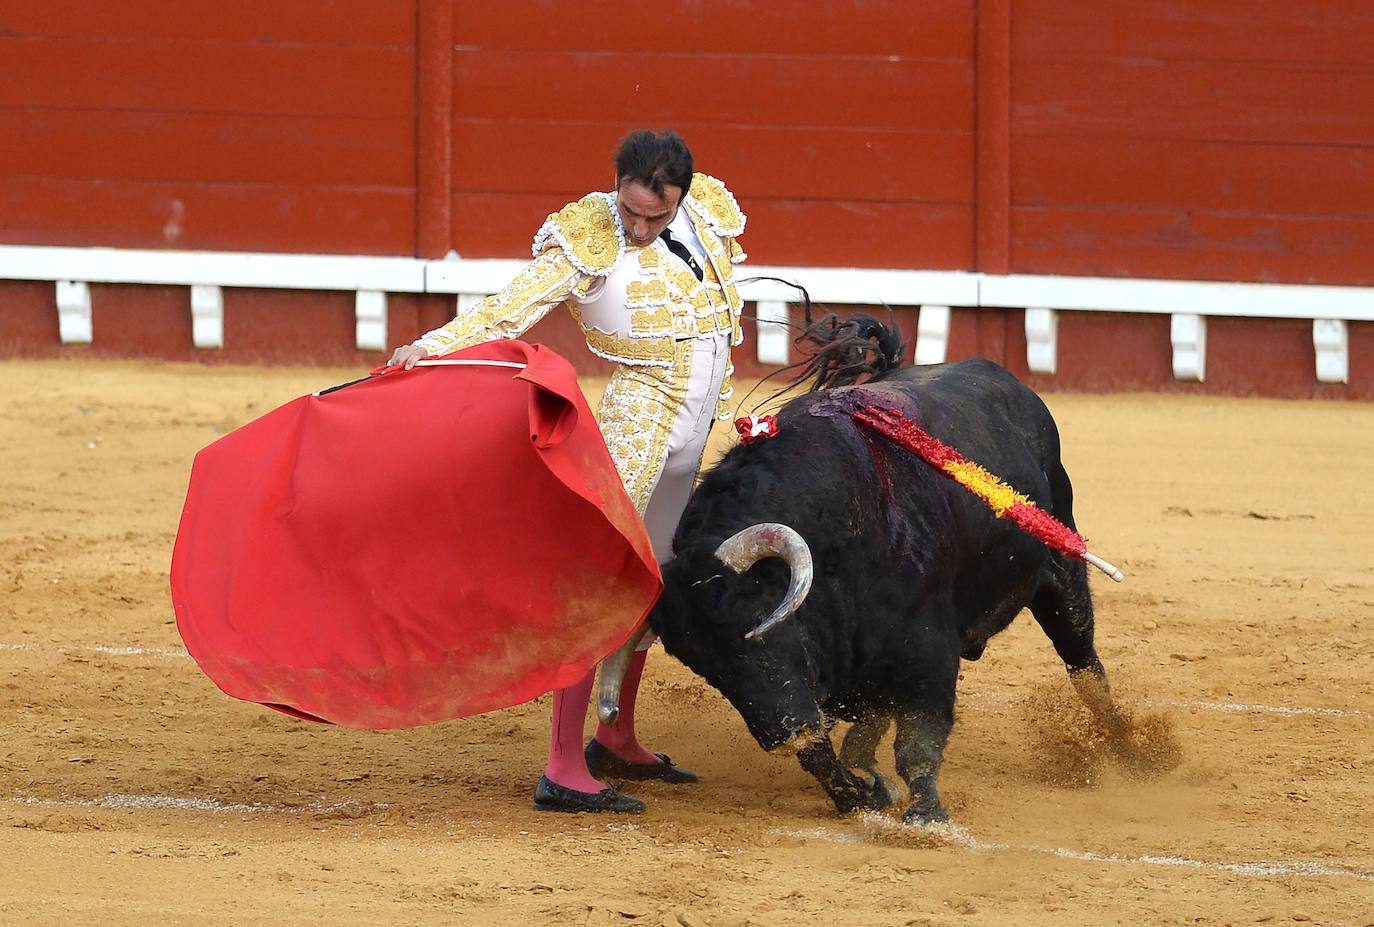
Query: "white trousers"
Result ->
[[595, 333, 732, 650], [640, 334, 731, 563]]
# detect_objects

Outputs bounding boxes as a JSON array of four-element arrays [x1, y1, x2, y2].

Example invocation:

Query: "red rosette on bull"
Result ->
[[170, 340, 660, 729]]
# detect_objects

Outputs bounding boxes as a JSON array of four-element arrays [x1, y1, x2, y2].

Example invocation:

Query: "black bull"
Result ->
[[646, 358, 1132, 824]]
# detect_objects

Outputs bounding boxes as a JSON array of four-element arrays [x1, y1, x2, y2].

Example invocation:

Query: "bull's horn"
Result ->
[[596, 622, 652, 725], [714, 523, 814, 640]]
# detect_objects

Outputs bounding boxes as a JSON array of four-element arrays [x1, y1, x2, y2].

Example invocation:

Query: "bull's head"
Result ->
[[600, 523, 825, 752]]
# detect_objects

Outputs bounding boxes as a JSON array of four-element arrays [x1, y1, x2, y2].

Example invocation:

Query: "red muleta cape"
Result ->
[[170, 340, 660, 729]]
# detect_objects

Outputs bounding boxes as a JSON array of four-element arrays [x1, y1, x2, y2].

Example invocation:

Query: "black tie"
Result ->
[[660, 228, 704, 282]]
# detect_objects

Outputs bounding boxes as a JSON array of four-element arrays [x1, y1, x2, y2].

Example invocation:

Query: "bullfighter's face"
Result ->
[[614, 178, 682, 248], [651, 548, 825, 751]]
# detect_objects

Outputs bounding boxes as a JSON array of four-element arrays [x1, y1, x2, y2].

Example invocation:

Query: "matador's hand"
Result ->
[[387, 344, 429, 370]]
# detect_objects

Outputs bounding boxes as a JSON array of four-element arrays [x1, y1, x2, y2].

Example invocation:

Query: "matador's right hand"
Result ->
[[387, 344, 430, 370]]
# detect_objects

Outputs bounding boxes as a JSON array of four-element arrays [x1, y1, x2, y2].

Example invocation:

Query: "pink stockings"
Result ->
[[544, 336, 730, 793], [544, 649, 657, 792]]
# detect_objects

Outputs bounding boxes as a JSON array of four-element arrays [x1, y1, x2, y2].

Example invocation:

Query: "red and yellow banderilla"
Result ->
[[853, 405, 1125, 583]]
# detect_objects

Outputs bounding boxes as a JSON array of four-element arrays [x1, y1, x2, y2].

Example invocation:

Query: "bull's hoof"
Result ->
[[854, 769, 906, 808], [901, 792, 949, 826], [830, 775, 897, 814], [873, 772, 905, 809]]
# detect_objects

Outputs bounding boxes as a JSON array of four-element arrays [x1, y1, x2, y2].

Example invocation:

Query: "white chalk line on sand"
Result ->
[[961, 692, 1368, 719], [0, 641, 187, 658], [2, 640, 1369, 721], [1153, 698, 1363, 719], [958, 689, 1368, 721], [7, 789, 1369, 885], [779, 818, 1374, 884], [3, 793, 386, 816]]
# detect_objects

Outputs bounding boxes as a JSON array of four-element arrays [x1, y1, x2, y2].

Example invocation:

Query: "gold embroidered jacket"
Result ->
[[414, 173, 748, 415]]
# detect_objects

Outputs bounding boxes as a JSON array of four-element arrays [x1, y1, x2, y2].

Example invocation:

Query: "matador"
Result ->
[[388, 130, 747, 814]]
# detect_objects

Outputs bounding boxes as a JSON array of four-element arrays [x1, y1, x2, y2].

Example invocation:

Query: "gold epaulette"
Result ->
[[531, 192, 626, 277], [686, 173, 746, 238]]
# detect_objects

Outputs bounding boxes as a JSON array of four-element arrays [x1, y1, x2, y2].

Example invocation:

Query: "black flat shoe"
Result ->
[[585, 738, 699, 784], [533, 775, 645, 814]]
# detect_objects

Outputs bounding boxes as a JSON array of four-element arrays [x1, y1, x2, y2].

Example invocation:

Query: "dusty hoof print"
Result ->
[[853, 810, 959, 850]]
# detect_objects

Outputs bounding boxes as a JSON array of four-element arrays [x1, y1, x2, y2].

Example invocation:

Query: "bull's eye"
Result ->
[[691, 574, 724, 588]]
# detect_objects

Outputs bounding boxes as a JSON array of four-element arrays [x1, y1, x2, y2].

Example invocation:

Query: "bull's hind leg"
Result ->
[[1029, 552, 1137, 759]]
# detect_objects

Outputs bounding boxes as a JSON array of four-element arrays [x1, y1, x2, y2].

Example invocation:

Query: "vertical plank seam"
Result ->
[[974, 0, 1011, 276], [415, 0, 454, 258]]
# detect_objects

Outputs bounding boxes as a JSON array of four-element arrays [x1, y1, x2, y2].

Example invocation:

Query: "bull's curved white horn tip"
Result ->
[[743, 616, 781, 641]]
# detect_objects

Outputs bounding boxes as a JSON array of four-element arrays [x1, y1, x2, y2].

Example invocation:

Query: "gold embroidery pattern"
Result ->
[[413, 183, 745, 420], [531, 193, 625, 277], [582, 327, 676, 368], [716, 362, 737, 420], [700, 229, 728, 268], [685, 173, 746, 238], [415, 250, 582, 355], [625, 278, 668, 308], [681, 189, 745, 344], [597, 340, 694, 511], [630, 306, 673, 335]]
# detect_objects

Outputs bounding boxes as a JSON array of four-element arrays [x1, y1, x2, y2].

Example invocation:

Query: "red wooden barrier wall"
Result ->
[[0, 1, 419, 254], [1008, 0, 1374, 286], [5, 2, 1370, 279], [443, 0, 976, 270], [1, 2, 1371, 397]]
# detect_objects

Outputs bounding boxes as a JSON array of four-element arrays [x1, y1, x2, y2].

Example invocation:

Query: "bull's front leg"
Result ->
[[838, 715, 890, 771], [893, 709, 953, 825], [838, 716, 904, 806], [796, 733, 896, 815]]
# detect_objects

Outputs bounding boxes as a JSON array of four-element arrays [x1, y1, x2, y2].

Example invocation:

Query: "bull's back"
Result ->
[[767, 358, 1066, 554], [722, 359, 1063, 523], [885, 359, 1060, 464], [684, 358, 1067, 665]]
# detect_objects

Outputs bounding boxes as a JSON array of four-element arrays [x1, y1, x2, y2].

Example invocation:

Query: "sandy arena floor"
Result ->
[[2, 358, 1372, 926]]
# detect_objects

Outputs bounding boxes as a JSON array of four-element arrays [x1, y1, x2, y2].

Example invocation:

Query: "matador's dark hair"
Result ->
[[614, 129, 694, 199]]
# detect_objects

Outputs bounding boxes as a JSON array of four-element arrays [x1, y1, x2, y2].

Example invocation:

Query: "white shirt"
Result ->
[[572, 205, 713, 338], [666, 206, 708, 273]]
